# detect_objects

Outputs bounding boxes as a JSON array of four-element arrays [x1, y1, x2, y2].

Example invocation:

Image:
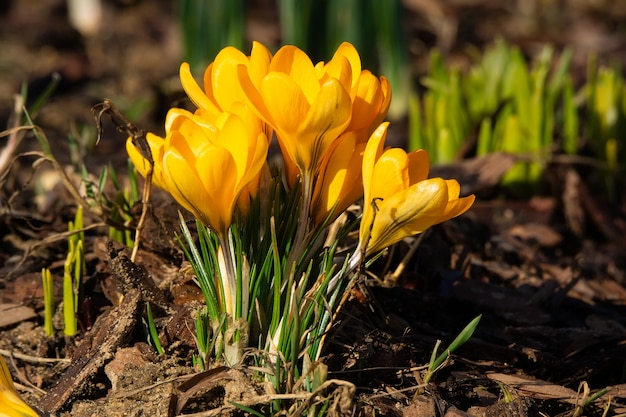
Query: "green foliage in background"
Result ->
[[179, 0, 245, 74], [410, 39, 625, 198], [587, 57, 626, 200]]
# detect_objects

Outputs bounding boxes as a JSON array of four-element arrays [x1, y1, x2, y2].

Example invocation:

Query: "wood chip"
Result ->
[[38, 289, 142, 413], [0, 303, 37, 328]]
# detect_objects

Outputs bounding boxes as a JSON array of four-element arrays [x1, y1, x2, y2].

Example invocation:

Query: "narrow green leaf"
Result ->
[[146, 303, 164, 355]]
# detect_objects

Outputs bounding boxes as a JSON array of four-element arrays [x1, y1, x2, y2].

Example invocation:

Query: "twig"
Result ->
[[92, 99, 154, 263], [177, 379, 354, 417], [5, 222, 107, 280], [389, 232, 427, 283], [0, 95, 25, 175], [0, 348, 71, 364]]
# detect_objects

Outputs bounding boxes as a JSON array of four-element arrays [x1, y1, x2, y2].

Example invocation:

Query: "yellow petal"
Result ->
[[362, 122, 389, 204], [247, 41, 272, 88], [374, 76, 392, 128], [329, 42, 361, 89], [370, 148, 409, 197], [180, 62, 221, 115], [238, 64, 274, 126], [0, 357, 38, 417], [270, 45, 320, 103], [211, 113, 251, 184], [126, 132, 167, 189], [312, 132, 364, 224], [440, 180, 475, 221], [195, 145, 238, 231], [297, 78, 352, 171], [210, 47, 251, 111], [367, 178, 449, 252], [161, 132, 210, 221], [407, 149, 430, 183], [245, 132, 270, 186], [348, 71, 383, 130], [260, 72, 310, 164], [165, 107, 189, 130], [320, 55, 353, 94]]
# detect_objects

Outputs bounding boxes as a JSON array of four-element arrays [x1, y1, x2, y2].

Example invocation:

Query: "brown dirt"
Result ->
[[1, 0, 626, 416]]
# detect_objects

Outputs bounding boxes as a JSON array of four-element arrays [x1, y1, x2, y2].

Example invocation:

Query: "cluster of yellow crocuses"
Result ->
[[127, 41, 474, 259]]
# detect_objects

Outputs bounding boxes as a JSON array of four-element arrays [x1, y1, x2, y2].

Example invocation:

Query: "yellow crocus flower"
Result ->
[[127, 105, 268, 237], [0, 356, 38, 417], [238, 44, 353, 177], [359, 122, 475, 255]]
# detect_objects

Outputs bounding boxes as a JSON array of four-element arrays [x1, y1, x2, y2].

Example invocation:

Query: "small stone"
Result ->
[[104, 347, 149, 391]]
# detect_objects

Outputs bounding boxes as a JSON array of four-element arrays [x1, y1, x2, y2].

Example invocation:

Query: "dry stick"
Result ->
[[4, 354, 48, 397], [389, 231, 427, 283], [0, 95, 25, 175], [0, 349, 71, 365], [176, 379, 355, 417], [92, 99, 154, 263], [131, 165, 152, 262], [24, 125, 108, 222], [6, 220, 108, 281]]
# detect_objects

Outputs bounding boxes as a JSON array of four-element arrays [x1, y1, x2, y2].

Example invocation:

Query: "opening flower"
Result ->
[[0, 356, 38, 417], [359, 122, 475, 255], [237, 43, 354, 177]]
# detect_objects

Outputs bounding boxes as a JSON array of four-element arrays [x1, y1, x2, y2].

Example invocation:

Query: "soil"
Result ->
[[1, 1, 626, 416]]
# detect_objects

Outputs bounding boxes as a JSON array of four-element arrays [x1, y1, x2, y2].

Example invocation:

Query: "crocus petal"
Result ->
[[348, 71, 390, 130], [261, 72, 310, 143], [247, 41, 272, 88], [362, 122, 389, 204], [270, 45, 320, 103], [329, 42, 362, 90], [165, 107, 196, 132], [367, 178, 449, 253], [161, 133, 211, 221], [180, 62, 221, 115], [440, 180, 476, 221], [312, 132, 364, 224], [373, 76, 392, 129], [370, 148, 409, 196], [320, 55, 353, 94], [194, 145, 238, 232], [125, 132, 168, 189], [0, 356, 38, 417], [210, 47, 253, 112], [297, 78, 352, 171], [407, 149, 430, 183]]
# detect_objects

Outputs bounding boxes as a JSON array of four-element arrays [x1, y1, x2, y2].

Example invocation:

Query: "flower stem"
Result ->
[[286, 172, 313, 279], [217, 232, 238, 321]]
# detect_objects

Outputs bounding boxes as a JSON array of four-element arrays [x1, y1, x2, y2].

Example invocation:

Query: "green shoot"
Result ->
[[497, 382, 514, 404], [145, 303, 164, 355], [572, 383, 612, 417], [41, 268, 54, 337], [63, 206, 85, 336], [423, 315, 481, 385]]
